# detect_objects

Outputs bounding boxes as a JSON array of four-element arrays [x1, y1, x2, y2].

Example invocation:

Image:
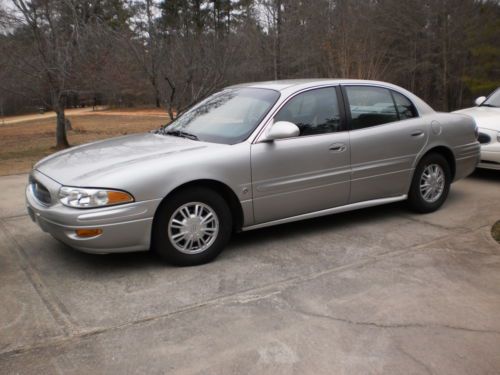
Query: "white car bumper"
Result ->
[[478, 128, 500, 170]]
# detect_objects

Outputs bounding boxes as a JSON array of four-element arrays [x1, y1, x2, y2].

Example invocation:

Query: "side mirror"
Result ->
[[475, 96, 486, 106], [262, 121, 300, 141]]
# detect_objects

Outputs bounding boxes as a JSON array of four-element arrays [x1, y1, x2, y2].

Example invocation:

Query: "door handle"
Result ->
[[411, 130, 424, 137], [329, 143, 347, 152]]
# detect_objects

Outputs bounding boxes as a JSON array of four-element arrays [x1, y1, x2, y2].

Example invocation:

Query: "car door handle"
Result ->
[[329, 143, 347, 152], [411, 130, 424, 137]]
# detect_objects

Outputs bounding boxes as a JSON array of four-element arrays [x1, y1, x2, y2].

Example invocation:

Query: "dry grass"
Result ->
[[0, 108, 169, 176]]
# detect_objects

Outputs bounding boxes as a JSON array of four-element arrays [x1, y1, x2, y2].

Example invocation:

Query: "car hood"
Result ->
[[35, 133, 212, 186], [454, 106, 500, 131]]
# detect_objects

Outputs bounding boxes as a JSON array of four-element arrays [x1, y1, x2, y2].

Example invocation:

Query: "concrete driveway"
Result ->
[[1, 171, 500, 374]]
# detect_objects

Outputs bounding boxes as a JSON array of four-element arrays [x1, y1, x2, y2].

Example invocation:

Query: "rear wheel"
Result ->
[[152, 187, 232, 266], [408, 153, 451, 213]]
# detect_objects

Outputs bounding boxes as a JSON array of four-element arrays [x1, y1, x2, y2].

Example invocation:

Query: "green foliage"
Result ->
[[463, 1, 500, 96], [75, 0, 132, 30], [159, 0, 211, 33]]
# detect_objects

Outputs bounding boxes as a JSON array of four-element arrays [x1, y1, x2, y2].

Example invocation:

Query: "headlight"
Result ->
[[58, 187, 134, 208]]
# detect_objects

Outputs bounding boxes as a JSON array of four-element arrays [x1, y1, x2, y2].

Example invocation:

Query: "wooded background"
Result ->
[[0, 0, 499, 147]]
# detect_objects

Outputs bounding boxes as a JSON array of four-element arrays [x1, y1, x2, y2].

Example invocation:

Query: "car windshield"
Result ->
[[160, 88, 280, 144], [482, 88, 500, 108]]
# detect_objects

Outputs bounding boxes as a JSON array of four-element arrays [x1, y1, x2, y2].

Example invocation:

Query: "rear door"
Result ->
[[251, 86, 351, 224], [342, 85, 428, 203]]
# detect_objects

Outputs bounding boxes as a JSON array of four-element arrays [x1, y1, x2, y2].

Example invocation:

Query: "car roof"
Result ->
[[226, 78, 435, 115], [227, 79, 405, 92]]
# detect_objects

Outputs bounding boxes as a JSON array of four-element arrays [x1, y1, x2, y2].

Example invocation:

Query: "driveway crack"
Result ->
[[292, 308, 500, 335]]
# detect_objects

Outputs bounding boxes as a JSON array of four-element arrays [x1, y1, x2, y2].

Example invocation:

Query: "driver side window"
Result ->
[[274, 87, 342, 136]]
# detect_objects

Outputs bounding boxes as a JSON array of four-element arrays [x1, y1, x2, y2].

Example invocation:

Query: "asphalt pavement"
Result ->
[[1, 170, 499, 374]]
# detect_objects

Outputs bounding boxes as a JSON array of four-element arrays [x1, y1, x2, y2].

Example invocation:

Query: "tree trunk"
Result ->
[[441, 1, 449, 111], [274, 0, 282, 80], [55, 106, 70, 149], [150, 75, 161, 108], [165, 76, 176, 121]]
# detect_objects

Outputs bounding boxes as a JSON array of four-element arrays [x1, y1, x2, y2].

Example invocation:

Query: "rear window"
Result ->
[[345, 86, 399, 129]]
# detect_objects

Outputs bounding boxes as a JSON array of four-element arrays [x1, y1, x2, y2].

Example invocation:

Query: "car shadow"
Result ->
[[52, 241, 165, 271], [443, 184, 468, 205], [468, 168, 500, 182], [52, 201, 408, 270], [52, 179, 480, 270], [231, 202, 408, 250]]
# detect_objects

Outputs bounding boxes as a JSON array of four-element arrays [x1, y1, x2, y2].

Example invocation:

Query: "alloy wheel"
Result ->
[[419, 164, 445, 203], [167, 202, 219, 254]]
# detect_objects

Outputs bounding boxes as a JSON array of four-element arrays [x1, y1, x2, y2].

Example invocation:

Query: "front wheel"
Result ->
[[152, 188, 233, 266], [408, 153, 451, 213]]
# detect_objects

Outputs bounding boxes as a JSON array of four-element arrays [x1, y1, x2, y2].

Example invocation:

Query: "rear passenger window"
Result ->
[[345, 86, 398, 129], [392, 91, 418, 119]]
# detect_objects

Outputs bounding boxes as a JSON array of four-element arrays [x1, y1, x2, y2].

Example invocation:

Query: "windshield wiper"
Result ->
[[480, 103, 497, 108], [152, 126, 199, 140], [164, 129, 199, 141]]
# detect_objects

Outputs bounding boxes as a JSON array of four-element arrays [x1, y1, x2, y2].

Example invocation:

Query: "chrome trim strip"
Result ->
[[241, 195, 407, 231], [350, 154, 414, 172], [350, 168, 413, 182], [255, 165, 350, 193]]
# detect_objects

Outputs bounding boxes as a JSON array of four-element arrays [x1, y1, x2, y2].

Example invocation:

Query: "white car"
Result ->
[[455, 88, 500, 170]]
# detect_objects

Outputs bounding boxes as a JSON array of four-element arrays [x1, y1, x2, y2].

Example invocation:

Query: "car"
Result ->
[[26, 79, 480, 266], [454, 88, 500, 170]]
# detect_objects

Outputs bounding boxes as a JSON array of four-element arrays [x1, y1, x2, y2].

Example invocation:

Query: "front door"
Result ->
[[251, 86, 351, 224]]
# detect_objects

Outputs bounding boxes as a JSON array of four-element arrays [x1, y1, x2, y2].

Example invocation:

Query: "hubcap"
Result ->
[[420, 164, 445, 203], [168, 202, 219, 254]]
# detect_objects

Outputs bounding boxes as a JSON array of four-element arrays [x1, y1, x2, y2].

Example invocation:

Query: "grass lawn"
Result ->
[[0, 108, 169, 176]]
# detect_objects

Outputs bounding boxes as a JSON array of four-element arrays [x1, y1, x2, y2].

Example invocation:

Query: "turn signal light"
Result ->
[[107, 191, 134, 205], [75, 228, 103, 238]]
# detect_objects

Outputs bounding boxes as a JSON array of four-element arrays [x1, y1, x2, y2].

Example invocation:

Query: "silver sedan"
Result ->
[[26, 79, 480, 265]]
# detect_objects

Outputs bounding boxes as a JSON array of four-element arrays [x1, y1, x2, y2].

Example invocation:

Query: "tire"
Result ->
[[152, 187, 233, 266], [408, 152, 451, 213]]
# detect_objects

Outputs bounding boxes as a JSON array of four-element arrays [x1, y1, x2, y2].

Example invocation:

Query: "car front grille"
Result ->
[[30, 176, 51, 205], [478, 132, 491, 144]]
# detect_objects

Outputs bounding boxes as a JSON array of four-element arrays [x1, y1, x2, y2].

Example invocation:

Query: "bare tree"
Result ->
[[1, 0, 499, 119], [122, 0, 165, 108], [259, 0, 283, 80], [7, 0, 88, 148]]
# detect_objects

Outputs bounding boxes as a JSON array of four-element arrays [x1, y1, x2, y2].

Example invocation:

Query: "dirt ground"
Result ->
[[0, 108, 169, 176]]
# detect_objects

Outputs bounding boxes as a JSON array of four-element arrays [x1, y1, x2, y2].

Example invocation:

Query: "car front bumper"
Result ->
[[26, 170, 161, 254], [478, 128, 500, 170]]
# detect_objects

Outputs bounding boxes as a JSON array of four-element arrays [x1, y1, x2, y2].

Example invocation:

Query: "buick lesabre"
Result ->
[[26, 79, 480, 265]]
